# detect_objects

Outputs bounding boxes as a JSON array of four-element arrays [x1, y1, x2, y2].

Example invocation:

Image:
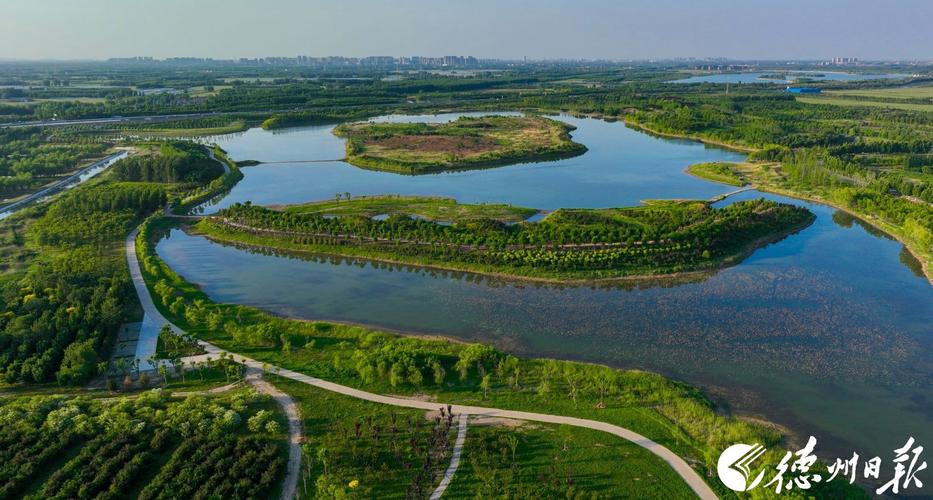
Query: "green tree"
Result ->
[[57, 339, 98, 385], [480, 374, 491, 399]]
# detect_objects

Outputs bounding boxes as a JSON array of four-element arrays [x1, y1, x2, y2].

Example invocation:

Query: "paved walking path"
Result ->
[[170, 380, 243, 397], [126, 227, 182, 370], [127, 227, 718, 500], [206, 147, 232, 175], [245, 367, 303, 500], [430, 414, 468, 500]]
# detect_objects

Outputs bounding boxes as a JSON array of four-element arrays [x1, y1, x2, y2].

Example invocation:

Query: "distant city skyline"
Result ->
[[2, 0, 931, 61]]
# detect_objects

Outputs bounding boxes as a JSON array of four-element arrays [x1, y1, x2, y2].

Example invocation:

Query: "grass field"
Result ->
[[269, 376, 458, 499], [446, 420, 692, 498], [826, 85, 933, 100], [279, 195, 538, 223], [334, 115, 587, 173], [685, 162, 746, 186], [797, 96, 933, 112]]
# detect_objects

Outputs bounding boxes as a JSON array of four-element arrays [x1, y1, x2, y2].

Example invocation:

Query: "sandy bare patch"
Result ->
[[370, 135, 498, 155], [387, 393, 437, 402], [470, 415, 531, 428]]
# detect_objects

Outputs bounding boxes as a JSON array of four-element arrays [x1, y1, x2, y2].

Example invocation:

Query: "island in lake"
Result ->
[[195, 195, 814, 281], [333, 115, 587, 174]]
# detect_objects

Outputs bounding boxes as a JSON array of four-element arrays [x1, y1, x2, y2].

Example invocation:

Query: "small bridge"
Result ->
[[256, 158, 346, 164], [708, 185, 755, 203]]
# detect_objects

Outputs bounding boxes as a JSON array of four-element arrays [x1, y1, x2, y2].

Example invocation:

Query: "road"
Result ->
[[126, 225, 718, 500], [0, 112, 223, 129], [0, 151, 129, 220]]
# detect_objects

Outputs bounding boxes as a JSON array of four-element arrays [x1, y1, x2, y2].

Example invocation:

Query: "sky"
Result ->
[[1, 0, 931, 61]]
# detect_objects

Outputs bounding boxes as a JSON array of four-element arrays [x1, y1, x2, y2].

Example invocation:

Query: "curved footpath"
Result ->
[[430, 413, 468, 500], [126, 226, 719, 500], [244, 367, 302, 500]]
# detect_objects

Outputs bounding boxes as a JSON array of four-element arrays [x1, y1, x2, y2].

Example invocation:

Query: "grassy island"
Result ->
[[195, 197, 814, 281], [333, 115, 587, 173], [686, 162, 747, 186]]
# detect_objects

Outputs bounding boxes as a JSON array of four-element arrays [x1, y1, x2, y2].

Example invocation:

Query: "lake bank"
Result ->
[[626, 118, 933, 286]]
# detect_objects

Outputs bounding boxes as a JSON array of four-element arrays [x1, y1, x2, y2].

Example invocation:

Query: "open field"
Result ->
[[685, 162, 747, 186], [826, 85, 933, 100], [445, 420, 691, 498], [797, 96, 933, 112], [269, 376, 461, 499], [334, 115, 587, 173]]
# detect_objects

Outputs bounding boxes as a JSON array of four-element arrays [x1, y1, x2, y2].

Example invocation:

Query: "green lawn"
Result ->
[[446, 421, 693, 499], [269, 376, 454, 499], [826, 85, 933, 100], [281, 195, 537, 223], [797, 96, 933, 112], [686, 162, 746, 187]]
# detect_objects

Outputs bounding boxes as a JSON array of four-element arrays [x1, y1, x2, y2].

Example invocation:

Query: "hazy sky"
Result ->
[[2, 0, 931, 61]]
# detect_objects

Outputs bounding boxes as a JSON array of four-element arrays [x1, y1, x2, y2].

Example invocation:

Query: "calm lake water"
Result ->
[[671, 71, 909, 84], [163, 114, 933, 459], [195, 113, 744, 212]]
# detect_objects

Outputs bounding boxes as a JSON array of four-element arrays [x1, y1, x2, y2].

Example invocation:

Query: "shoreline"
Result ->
[[751, 183, 933, 286], [617, 116, 933, 286], [621, 119, 758, 153]]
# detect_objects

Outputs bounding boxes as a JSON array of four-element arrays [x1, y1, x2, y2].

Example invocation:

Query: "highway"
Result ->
[[0, 112, 223, 129]]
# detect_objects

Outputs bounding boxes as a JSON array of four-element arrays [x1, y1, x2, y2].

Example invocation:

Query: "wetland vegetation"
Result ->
[[334, 115, 587, 173]]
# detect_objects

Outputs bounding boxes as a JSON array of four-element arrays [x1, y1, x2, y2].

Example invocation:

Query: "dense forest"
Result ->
[[0, 127, 108, 196], [0, 181, 171, 384], [113, 142, 222, 184], [0, 139, 220, 385], [0, 388, 284, 499]]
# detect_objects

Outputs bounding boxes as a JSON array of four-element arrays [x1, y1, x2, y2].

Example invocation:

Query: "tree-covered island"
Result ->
[[195, 196, 814, 281]]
